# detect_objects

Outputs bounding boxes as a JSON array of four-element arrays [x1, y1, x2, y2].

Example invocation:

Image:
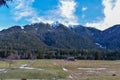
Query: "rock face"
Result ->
[[0, 22, 120, 50]]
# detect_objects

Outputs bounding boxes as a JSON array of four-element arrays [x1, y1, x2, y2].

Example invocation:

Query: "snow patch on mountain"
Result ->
[[21, 26, 24, 29], [51, 21, 60, 28], [35, 27, 38, 31], [95, 43, 106, 48]]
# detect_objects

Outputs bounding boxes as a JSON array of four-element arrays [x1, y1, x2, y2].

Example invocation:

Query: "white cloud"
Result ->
[[82, 7, 88, 11], [51, 0, 78, 26], [13, 0, 38, 21], [82, 14, 86, 19], [86, 0, 120, 30], [59, 0, 77, 20], [12, 0, 78, 26]]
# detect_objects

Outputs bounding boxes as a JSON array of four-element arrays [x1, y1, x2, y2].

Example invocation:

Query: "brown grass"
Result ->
[[0, 60, 120, 80]]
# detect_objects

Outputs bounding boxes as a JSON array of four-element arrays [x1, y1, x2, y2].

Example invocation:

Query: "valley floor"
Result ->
[[0, 60, 120, 80]]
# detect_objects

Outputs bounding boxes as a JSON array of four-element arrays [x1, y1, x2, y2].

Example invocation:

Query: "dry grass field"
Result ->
[[0, 60, 120, 80]]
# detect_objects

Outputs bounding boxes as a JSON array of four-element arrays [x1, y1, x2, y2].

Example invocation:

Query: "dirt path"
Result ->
[[18, 60, 44, 70], [0, 60, 38, 73]]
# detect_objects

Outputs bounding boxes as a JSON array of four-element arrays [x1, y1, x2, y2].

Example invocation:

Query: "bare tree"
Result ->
[[0, 0, 12, 7], [6, 53, 20, 68]]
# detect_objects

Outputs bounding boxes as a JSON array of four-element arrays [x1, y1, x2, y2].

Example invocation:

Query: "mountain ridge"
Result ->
[[0, 22, 120, 50]]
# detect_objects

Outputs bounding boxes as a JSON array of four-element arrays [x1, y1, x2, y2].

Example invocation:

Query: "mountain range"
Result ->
[[0, 22, 120, 50]]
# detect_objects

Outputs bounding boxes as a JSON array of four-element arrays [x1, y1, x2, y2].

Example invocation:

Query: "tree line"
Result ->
[[0, 48, 120, 60]]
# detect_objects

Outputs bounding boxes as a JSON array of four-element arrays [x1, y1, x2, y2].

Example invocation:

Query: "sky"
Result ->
[[0, 0, 120, 30]]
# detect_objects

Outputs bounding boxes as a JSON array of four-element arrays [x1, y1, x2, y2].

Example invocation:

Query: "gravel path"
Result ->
[[0, 60, 42, 73]]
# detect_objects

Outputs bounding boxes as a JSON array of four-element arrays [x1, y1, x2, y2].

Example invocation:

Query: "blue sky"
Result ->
[[0, 0, 120, 30]]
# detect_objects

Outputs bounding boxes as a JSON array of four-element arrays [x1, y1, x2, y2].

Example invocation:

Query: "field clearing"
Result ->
[[0, 60, 120, 80]]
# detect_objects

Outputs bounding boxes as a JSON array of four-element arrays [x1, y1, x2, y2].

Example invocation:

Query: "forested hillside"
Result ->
[[0, 22, 120, 60]]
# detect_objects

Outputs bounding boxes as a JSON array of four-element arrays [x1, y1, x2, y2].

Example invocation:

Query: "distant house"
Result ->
[[66, 57, 75, 61]]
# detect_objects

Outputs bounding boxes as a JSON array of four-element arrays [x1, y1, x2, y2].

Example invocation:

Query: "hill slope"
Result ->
[[0, 23, 120, 50]]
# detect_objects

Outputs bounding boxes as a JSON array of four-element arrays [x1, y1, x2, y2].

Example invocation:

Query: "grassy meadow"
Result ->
[[0, 60, 120, 80]]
